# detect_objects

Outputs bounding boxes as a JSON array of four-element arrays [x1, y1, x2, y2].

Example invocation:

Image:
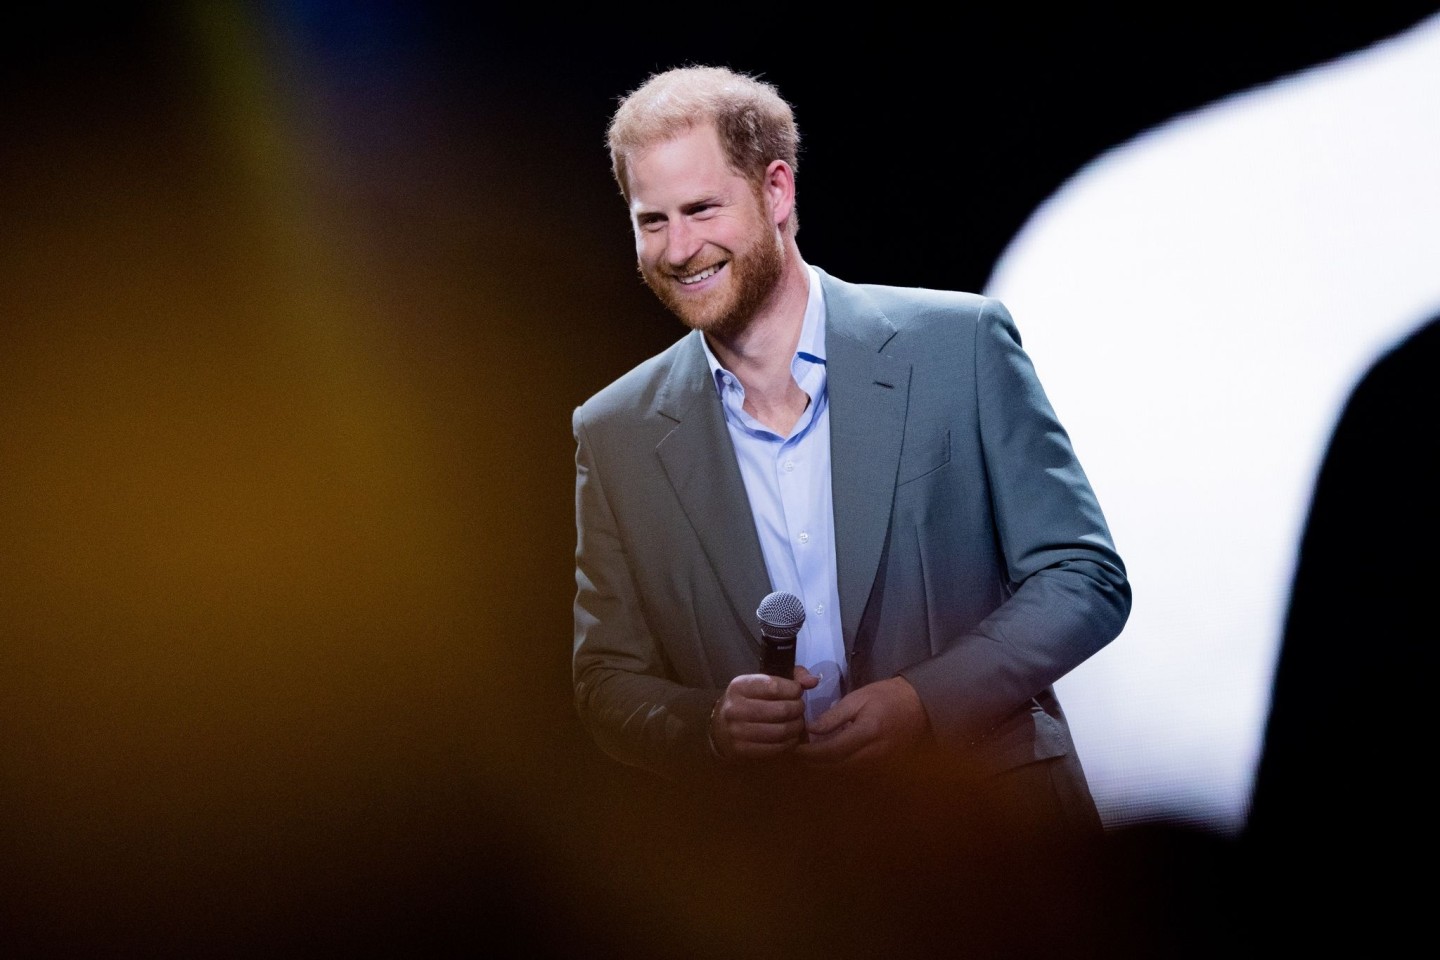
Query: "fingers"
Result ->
[[731, 671, 808, 701], [795, 678, 928, 767], [716, 690, 807, 726], [715, 714, 806, 760], [794, 723, 866, 764], [712, 672, 809, 761], [795, 697, 868, 763], [713, 674, 928, 765], [727, 716, 808, 748], [806, 693, 859, 736]]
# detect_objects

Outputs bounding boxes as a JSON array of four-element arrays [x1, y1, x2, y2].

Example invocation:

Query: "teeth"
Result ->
[[679, 262, 724, 285]]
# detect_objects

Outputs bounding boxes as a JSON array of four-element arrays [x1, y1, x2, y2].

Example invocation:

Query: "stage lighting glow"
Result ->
[[986, 13, 1440, 834]]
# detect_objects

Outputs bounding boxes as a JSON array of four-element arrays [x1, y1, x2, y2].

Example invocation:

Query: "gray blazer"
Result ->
[[572, 267, 1130, 783]]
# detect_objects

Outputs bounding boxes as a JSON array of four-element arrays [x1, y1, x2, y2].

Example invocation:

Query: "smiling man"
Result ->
[[571, 66, 1130, 839]]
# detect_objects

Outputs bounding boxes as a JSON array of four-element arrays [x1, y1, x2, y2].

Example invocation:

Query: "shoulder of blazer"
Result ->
[[574, 330, 709, 432], [814, 266, 995, 349]]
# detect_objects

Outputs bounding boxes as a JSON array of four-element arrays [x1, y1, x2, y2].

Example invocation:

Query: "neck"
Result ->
[[706, 247, 812, 435], [705, 247, 810, 399]]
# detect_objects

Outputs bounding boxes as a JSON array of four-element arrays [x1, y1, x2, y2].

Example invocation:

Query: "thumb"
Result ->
[[792, 664, 821, 689]]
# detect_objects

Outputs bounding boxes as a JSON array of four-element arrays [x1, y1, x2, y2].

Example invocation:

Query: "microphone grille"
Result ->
[[756, 591, 806, 636]]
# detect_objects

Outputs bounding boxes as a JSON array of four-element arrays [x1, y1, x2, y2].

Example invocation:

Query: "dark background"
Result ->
[[3, 3, 1435, 956]]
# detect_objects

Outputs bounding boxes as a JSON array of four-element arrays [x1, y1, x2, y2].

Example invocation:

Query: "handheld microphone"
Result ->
[[757, 591, 806, 678]]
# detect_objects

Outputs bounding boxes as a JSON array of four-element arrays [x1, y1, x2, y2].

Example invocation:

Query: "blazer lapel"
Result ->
[[654, 332, 771, 646], [819, 270, 911, 653]]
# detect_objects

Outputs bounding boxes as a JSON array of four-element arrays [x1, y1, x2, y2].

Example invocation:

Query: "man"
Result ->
[[571, 65, 1130, 836]]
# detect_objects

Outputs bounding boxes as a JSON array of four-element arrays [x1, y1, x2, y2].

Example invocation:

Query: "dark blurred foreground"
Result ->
[[1, 742, 1256, 959]]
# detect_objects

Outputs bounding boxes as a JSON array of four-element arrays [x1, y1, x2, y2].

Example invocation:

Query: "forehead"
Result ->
[[626, 124, 748, 209]]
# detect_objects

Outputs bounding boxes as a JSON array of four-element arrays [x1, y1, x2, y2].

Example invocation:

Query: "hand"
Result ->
[[794, 676, 929, 768], [710, 666, 819, 761]]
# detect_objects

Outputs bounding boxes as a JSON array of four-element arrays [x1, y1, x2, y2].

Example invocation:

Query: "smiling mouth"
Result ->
[[677, 261, 726, 285]]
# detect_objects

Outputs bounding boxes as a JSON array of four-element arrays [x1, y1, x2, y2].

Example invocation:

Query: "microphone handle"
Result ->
[[760, 630, 796, 678]]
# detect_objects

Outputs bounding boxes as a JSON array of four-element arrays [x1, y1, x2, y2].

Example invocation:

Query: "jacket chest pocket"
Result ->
[[897, 425, 951, 486]]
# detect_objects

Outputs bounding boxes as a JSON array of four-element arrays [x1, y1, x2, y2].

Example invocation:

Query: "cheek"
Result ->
[[635, 232, 663, 266]]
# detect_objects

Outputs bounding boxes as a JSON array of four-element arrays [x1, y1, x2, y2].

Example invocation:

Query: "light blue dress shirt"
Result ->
[[700, 265, 847, 723]]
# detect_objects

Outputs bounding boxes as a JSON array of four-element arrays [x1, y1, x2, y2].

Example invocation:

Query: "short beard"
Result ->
[[641, 224, 785, 343]]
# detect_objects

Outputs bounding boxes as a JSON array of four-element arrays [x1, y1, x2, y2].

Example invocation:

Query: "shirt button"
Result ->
[[783, 460, 795, 472], [798, 531, 809, 544], [814, 603, 825, 615]]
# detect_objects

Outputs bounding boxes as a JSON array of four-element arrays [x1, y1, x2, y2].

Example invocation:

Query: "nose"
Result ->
[[664, 218, 702, 268]]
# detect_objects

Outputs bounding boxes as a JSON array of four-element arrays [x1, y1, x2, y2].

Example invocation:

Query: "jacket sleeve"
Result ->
[[571, 406, 721, 779], [898, 298, 1131, 750]]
